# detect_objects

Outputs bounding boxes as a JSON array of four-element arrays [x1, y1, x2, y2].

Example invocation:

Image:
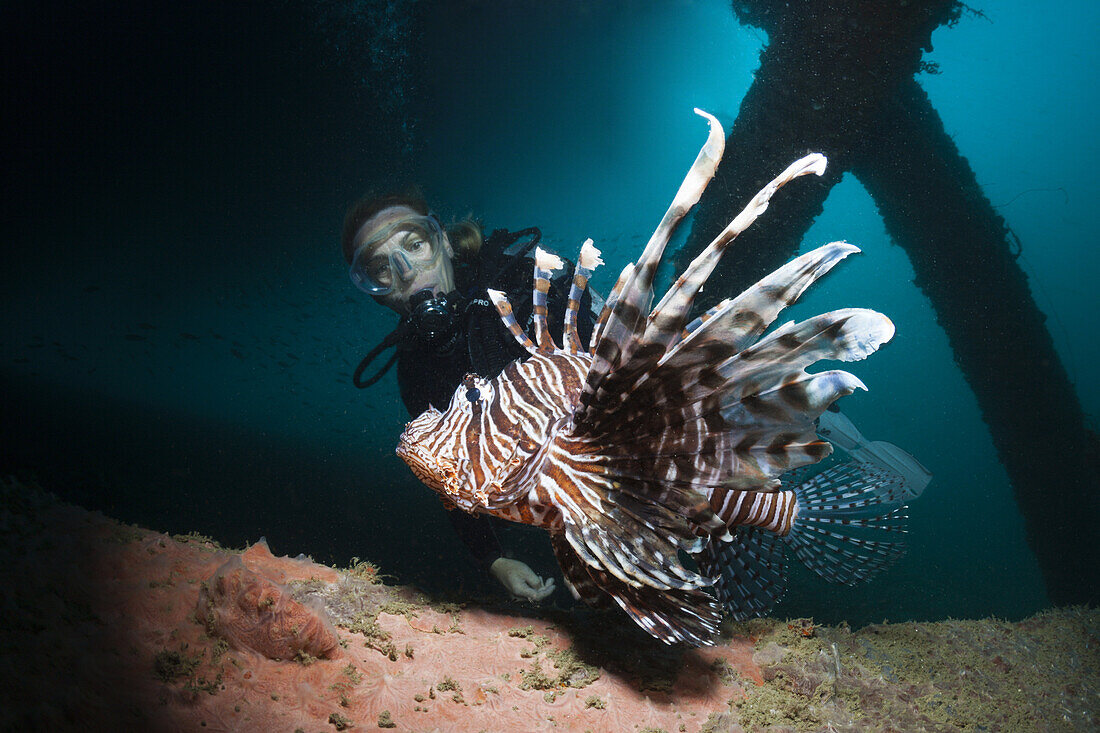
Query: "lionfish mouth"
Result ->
[[396, 437, 481, 513], [395, 440, 441, 489]]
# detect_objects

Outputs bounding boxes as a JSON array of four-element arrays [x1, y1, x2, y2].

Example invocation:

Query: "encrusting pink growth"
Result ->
[[197, 554, 339, 661], [4, 479, 1089, 732]]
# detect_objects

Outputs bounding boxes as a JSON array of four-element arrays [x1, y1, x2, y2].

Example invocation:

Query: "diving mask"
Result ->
[[349, 215, 448, 295]]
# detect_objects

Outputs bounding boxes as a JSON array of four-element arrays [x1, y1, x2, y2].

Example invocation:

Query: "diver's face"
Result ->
[[351, 205, 455, 316]]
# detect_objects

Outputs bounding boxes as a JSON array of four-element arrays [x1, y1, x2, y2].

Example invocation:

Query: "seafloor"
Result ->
[[0, 478, 1095, 732]]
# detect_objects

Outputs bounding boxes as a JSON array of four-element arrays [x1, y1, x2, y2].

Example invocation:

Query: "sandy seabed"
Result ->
[[0, 478, 1095, 732]]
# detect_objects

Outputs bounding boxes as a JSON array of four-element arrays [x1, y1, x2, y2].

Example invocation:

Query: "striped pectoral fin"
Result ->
[[551, 532, 721, 646], [710, 486, 800, 536], [698, 487, 798, 620], [550, 531, 614, 609], [558, 498, 705, 593], [552, 437, 727, 549], [724, 369, 868, 431], [737, 431, 834, 481], [544, 441, 725, 645], [737, 308, 895, 373], [678, 298, 732, 347], [664, 241, 861, 361]]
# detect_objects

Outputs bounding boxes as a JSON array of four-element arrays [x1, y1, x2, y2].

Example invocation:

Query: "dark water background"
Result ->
[[2, 0, 1096, 627]]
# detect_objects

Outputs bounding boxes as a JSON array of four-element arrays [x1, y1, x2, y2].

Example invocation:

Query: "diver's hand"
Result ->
[[489, 557, 556, 602]]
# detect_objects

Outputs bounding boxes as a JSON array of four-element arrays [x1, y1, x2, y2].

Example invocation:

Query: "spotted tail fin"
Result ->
[[699, 462, 908, 620], [783, 462, 909, 585]]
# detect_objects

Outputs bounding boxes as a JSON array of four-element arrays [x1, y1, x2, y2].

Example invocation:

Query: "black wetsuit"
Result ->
[[394, 228, 594, 567]]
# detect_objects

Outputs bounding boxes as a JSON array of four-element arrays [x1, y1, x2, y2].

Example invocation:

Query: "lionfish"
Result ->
[[398, 110, 907, 646]]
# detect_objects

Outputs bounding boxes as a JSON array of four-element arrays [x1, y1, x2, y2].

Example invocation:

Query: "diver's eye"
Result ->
[[465, 387, 481, 403], [402, 233, 433, 261], [368, 259, 391, 284]]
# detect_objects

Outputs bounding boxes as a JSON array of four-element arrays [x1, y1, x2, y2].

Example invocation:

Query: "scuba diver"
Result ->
[[341, 191, 930, 611], [342, 191, 594, 603]]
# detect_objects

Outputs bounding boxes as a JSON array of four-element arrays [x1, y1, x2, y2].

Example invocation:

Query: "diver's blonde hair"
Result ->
[[447, 217, 483, 262]]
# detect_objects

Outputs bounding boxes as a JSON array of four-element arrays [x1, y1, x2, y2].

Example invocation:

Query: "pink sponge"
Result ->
[[197, 554, 339, 661]]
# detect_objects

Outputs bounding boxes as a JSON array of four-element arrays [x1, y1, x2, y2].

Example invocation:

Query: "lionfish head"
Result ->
[[397, 371, 536, 514]]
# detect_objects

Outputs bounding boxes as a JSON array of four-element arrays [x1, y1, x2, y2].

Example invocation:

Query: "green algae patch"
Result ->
[[328, 710, 354, 729], [735, 674, 837, 731], [436, 675, 465, 704], [153, 644, 225, 697], [547, 647, 600, 688], [294, 650, 318, 666], [342, 663, 363, 685], [172, 531, 235, 552], [516, 641, 601, 704], [851, 610, 1098, 730], [290, 569, 427, 662], [344, 556, 382, 584], [708, 657, 744, 686], [344, 611, 398, 660], [518, 661, 555, 692], [506, 623, 599, 695], [436, 676, 461, 692], [378, 599, 419, 618], [725, 608, 1100, 732], [431, 601, 465, 616], [154, 647, 203, 683]]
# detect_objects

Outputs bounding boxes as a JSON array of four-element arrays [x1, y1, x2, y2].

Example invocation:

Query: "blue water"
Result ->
[[2, 0, 1096, 627]]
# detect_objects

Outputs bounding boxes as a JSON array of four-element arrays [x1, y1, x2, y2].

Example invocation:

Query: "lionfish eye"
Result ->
[[465, 387, 481, 403]]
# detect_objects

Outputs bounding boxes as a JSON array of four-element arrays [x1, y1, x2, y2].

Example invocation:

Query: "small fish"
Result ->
[[396, 111, 908, 646], [124, 334, 146, 342]]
